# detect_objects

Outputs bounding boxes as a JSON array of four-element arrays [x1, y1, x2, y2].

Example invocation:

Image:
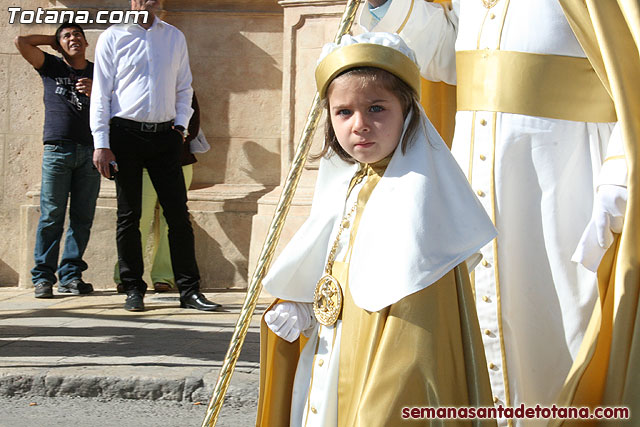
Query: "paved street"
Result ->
[[0, 394, 255, 427], [0, 287, 271, 426]]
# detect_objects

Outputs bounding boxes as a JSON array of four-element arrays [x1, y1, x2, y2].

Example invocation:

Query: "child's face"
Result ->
[[327, 75, 405, 164]]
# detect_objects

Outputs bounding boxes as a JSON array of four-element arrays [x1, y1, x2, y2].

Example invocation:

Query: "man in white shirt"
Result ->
[[362, 0, 627, 424], [91, 0, 220, 312]]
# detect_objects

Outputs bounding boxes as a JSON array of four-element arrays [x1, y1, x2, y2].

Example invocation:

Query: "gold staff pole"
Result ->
[[201, 1, 362, 426]]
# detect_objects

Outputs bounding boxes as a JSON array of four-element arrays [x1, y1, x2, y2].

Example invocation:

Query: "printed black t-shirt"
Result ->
[[37, 52, 93, 145]]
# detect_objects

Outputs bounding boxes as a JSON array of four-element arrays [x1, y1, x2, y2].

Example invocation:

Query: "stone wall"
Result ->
[[0, 0, 287, 289], [248, 1, 364, 281], [1, 0, 374, 291], [1, 0, 51, 287]]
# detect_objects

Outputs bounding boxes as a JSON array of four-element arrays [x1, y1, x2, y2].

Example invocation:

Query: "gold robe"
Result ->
[[257, 262, 496, 426], [338, 261, 495, 427], [257, 162, 495, 426], [552, 2, 640, 424]]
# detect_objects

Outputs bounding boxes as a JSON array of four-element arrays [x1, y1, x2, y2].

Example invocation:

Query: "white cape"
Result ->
[[264, 107, 497, 311]]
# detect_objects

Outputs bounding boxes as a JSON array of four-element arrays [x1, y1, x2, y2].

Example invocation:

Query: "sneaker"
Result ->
[[124, 289, 145, 312], [34, 282, 54, 299], [58, 279, 94, 295]]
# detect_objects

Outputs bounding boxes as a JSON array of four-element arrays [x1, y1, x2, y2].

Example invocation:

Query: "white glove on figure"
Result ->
[[573, 184, 627, 272], [264, 301, 316, 343]]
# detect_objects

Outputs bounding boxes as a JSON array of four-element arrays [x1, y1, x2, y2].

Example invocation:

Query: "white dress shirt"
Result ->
[[90, 16, 194, 149]]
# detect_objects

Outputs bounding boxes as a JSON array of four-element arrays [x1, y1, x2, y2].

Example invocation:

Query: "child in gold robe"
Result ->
[[257, 33, 498, 427]]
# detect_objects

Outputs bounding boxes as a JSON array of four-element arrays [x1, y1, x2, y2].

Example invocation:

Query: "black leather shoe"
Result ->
[[180, 293, 222, 312], [124, 289, 145, 312]]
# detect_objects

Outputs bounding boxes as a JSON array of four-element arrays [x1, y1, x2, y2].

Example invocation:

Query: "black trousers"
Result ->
[[110, 123, 200, 298]]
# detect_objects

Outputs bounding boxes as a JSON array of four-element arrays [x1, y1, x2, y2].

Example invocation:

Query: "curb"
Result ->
[[0, 368, 259, 404]]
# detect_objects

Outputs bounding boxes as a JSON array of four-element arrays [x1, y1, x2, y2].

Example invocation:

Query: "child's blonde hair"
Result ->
[[314, 66, 422, 164]]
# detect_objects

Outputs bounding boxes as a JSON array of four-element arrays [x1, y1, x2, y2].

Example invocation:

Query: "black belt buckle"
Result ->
[[140, 122, 158, 132]]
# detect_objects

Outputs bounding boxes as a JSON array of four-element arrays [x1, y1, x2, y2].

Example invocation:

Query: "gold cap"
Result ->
[[315, 42, 421, 100]]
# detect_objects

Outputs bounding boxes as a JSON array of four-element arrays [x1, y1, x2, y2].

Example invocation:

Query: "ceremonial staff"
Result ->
[[201, 1, 362, 425]]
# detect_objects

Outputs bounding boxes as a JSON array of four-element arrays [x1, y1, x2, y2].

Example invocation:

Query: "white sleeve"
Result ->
[[173, 31, 194, 129], [359, 0, 459, 84], [598, 123, 628, 188], [90, 31, 115, 149]]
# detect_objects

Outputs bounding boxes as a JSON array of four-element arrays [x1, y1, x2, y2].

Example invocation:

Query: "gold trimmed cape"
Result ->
[[554, 1, 640, 423]]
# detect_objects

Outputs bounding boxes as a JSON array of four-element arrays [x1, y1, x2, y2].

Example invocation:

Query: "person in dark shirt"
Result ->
[[15, 23, 100, 299]]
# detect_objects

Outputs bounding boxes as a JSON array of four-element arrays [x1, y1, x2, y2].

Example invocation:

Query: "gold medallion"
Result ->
[[313, 274, 343, 326]]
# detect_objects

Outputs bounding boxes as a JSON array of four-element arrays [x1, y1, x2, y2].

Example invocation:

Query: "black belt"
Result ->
[[111, 117, 174, 133], [44, 140, 90, 146]]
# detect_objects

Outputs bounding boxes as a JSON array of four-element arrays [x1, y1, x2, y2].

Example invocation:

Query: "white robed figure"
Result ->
[[361, 1, 628, 424]]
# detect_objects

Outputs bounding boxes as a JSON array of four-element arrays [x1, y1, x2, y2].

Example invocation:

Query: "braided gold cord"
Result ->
[[200, 2, 362, 425], [324, 200, 358, 274]]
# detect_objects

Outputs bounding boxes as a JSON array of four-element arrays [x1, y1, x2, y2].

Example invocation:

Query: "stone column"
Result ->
[[4, 0, 69, 288], [248, 0, 364, 284]]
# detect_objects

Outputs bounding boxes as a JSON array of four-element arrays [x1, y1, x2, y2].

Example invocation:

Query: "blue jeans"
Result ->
[[31, 143, 101, 286]]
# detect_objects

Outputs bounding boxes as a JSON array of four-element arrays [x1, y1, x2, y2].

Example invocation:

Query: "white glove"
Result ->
[[264, 301, 316, 343], [572, 184, 627, 272]]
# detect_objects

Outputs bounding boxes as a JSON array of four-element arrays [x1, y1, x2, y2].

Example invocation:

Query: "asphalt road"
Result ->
[[0, 395, 257, 427]]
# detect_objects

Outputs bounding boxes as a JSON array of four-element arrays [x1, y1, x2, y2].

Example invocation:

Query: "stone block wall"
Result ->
[[1, 0, 367, 291], [1, 0, 51, 286], [1, 0, 287, 290]]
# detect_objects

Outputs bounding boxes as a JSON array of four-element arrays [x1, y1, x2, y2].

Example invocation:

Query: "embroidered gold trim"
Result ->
[[468, 112, 477, 184], [496, 0, 511, 47], [604, 155, 626, 163], [396, 0, 414, 33], [481, 0, 500, 9], [303, 331, 323, 426], [488, 112, 512, 414]]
